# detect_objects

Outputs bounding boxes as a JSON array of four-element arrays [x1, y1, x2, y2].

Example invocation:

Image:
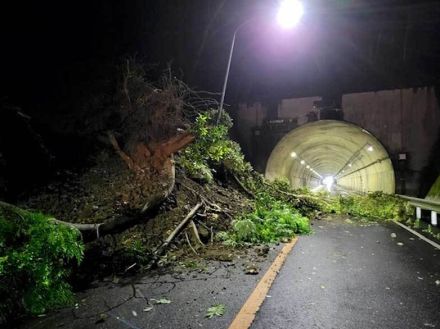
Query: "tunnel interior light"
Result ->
[[277, 0, 304, 29], [348, 163, 352, 167], [306, 165, 310, 169], [311, 185, 323, 192], [290, 151, 297, 158], [367, 145, 374, 152], [322, 176, 335, 192], [300, 160, 305, 165]]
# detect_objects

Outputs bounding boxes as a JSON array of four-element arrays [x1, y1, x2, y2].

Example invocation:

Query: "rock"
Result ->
[[198, 225, 210, 240], [256, 245, 270, 256], [216, 253, 233, 262], [244, 263, 259, 275]]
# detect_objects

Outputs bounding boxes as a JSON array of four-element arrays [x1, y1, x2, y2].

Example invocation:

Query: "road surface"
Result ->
[[252, 218, 440, 329]]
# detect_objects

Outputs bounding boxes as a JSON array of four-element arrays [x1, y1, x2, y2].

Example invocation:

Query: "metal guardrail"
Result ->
[[397, 194, 439, 226]]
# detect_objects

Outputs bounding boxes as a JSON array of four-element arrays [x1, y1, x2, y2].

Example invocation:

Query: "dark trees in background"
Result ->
[[0, 106, 52, 199]]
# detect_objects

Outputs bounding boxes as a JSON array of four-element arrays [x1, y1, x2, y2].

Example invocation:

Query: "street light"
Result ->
[[277, 0, 304, 29], [216, 1, 304, 124]]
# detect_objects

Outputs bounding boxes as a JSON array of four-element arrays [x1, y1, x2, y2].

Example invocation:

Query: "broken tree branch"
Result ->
[[233, 174, 255, 198], [184, 231, 198, 255], [151, 202, 203, 263], [190, 219, 205, 246], [0, 183, 169, 243], [179, 181, 222, 211]]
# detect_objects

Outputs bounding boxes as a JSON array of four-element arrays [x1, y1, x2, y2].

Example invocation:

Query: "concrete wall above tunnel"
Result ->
[[265, 120, 395, 194]]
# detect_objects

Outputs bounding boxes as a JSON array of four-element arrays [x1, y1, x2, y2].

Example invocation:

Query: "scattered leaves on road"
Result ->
[[390, 233, 397, 238], [95, 313, 108, 324], [397, 242, 404, 246], [152, 298, 172, 304], [206, 304, 225, 318], [143, 306, 153, 312]]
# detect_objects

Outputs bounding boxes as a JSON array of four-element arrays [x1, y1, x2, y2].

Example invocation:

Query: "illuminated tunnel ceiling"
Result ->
[[265, 120, 395, 194]]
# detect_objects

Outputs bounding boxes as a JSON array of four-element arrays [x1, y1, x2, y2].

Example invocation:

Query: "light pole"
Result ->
[[216, 0, 304, 124]]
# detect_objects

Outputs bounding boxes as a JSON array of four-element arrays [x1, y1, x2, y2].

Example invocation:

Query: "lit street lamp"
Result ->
[[277, 0, 305, 28], [216, 0, 304, 124]]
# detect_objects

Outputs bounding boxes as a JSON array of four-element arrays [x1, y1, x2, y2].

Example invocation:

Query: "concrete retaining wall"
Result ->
[[233, 87, 440, 196]]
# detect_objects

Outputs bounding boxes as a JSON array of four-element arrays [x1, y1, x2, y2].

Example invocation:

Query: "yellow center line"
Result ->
[[228, 237, 299, 329]]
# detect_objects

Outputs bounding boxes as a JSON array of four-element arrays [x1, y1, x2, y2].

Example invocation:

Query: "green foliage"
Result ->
[[177, 111, 251, 182], [414, 218, 421, 228], [251, 177, 412, 222], [232, 218, 258, 242], [337, 192, 412, 221], [206, 304, 225, 318], [220, 192, 311, 245], [406, 217, 440, 240], [423, 224, 433, 234], [0, 204, 83, 319], [119, 235, 152, 266], [265, 179, 411, 221], [427, 175, 440, 199], [153, 298, 172, 304]]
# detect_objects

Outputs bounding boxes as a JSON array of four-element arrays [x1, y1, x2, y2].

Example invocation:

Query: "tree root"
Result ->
[[184, 231, 198, 255], [190, 219, 205, 246], [232, 174, 255, 198]]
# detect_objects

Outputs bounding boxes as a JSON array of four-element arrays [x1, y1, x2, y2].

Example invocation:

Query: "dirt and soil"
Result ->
[[20, 150, 257, 285]]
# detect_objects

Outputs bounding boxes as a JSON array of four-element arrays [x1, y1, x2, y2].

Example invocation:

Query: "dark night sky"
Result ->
[[1, 0, 440, 115]]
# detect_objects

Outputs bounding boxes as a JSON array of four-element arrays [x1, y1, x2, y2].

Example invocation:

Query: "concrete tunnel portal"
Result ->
[[265, 120, 395, 194]]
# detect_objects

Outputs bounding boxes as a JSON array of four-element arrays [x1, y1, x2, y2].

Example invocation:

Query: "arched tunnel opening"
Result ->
[[265, 120, 395, 194]]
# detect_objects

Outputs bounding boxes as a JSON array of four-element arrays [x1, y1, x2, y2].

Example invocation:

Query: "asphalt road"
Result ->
[[252, 218, 440, 329], [21, 245, 283, 329]]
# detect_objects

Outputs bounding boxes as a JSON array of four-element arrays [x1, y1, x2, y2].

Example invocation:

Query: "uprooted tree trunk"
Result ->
[[103, 59, 196, 212], [21, 61, 199, 241], [107, 130, 193, 211]]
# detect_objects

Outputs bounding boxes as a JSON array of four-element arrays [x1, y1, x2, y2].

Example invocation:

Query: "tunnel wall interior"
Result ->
[[265, 120, 395, 194]]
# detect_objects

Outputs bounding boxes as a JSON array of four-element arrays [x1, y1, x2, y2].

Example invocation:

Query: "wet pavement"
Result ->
[[20, 245, 282, 329], [252, 218, 440, 329], [20, 218, 440, 329]]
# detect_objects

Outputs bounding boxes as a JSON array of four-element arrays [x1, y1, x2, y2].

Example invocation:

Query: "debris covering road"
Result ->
[[252, 218, 440, 329], [20, 217, 440, 329], [20, 245, 283, 329]]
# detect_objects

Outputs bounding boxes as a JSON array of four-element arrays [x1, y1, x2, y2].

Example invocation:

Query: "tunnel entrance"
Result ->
[[265, 120, 395, 194]]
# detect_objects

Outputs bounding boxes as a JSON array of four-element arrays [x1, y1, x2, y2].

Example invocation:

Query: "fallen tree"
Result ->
[[20, 61, 206, 239]]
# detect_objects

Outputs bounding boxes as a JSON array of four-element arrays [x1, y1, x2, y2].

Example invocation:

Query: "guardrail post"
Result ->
[[431, 211, 438, 226], [416, 207, 422, 220]]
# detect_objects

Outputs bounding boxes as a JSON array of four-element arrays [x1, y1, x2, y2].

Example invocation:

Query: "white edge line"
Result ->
[[394, 221, 440, 250]]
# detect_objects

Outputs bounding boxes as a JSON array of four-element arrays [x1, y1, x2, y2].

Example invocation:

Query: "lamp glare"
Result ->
[[277, 0, 304, 29]]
